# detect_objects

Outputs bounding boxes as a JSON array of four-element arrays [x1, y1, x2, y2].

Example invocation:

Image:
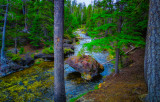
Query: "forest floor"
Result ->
[[77, 48, 148, 102]]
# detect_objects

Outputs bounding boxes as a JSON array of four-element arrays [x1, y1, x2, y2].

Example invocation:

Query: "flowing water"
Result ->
[[64, 30, 113, 101], [0, 30, 113, 102]]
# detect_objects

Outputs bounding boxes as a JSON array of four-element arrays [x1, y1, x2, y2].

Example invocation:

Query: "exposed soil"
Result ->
[[77, 48, 148, 102]]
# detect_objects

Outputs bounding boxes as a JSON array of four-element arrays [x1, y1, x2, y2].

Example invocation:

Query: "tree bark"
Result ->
[[144, 0, 160, 101], [54, 0, 66, 102], [14, 37, 17, 54], [1, 3, 8, 63], [115, 48, 120, 74], [115, 3, 123, 74]]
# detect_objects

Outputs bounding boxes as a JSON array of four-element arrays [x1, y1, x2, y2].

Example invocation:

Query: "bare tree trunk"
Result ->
[[1, 3, 8, 63], [54, 0, 66, 102], [144, 0, 160, 101], [115, 48, 119, 74], [22, 0, 28, 32], [115, 3, 123, 74], [25, 2, 27, 31], [14, 37, 17, 54]]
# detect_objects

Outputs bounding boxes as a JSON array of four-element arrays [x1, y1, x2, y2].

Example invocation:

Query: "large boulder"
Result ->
[[66, 55, 104, 80]]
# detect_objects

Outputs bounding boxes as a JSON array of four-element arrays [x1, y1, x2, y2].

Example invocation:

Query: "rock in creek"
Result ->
[[66, 55, 104, 80]]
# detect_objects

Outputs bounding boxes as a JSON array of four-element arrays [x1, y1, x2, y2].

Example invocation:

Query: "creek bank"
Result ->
[[76, 48, 148, 102], [0, 39, 76, 77], [66, 55, 104, 80]]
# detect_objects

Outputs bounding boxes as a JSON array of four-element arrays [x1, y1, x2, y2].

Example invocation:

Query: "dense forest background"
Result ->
[[1, 0, 160, 102], [0, 0, 148, 50], [0, 0, 149, 74]]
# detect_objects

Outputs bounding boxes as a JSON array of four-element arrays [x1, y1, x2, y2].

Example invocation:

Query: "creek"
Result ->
[[0, 30, 113, 102]]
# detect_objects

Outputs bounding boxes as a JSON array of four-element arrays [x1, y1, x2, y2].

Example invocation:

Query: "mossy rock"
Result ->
[[35, 58, 44, 65]]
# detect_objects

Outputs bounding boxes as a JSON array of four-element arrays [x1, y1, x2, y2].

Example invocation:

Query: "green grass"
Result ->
[[69, 83, 100, 102], [69, 92, 88, 102]]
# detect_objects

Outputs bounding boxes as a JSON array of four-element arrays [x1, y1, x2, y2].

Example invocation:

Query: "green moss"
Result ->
[[42, 46, 54, 54], [35, 58, 44, 65], [111, 69, 115, 73], [31, 53, 35, 58], [64, 48, 74, 54], [94, 84, 99, 90], [0, 61, 54, 101], [81, 31, 86, 34]]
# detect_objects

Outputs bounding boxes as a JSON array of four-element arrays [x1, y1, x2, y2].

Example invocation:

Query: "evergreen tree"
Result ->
[[84, 0, 148, 72]]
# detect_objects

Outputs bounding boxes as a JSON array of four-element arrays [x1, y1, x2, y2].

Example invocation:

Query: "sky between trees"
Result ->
[[71, 0, 117, 6]]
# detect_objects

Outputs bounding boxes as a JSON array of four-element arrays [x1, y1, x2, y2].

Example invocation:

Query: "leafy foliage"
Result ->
[[42, 46, 54, 54]]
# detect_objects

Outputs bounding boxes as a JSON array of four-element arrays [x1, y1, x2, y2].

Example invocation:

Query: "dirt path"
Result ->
[[77, 48, 148, 102]]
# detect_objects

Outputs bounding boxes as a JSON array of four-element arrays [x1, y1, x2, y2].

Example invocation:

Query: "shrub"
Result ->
[[6, 51, 13, 58], [11, 54, 21, 62], [35, 58, 44, 65], [19, 47, 25, 54], [31, 54, 35, 59], [77, 48, 85, 57], [42, 47, 54, 54], [6, 52, 21, 62]]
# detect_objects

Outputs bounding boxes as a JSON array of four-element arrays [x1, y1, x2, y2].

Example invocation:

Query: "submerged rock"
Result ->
[[66, 55, 104, 80]]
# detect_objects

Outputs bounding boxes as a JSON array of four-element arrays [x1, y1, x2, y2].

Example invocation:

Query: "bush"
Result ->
[[31, 54, 35, 58], [6, 52, 21, 62], [42, 46, 54, 54], [19, 47, 25, 54], [64, 48, 73, 54], [77, 48, 85, 57], [6, 51, 13, 58], [11, 54, 21, 62]]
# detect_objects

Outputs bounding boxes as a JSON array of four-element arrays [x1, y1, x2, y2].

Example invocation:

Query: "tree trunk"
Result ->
[[14, 37, 17, 54], [115, 48, 120, 74], [115, 3, 123, 74], [1, 3, 8, 63], [54, 0, 66, 102], [22, 0, 28, 32], [144, 0, 160, 101], [25, 2, 27, 31]]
